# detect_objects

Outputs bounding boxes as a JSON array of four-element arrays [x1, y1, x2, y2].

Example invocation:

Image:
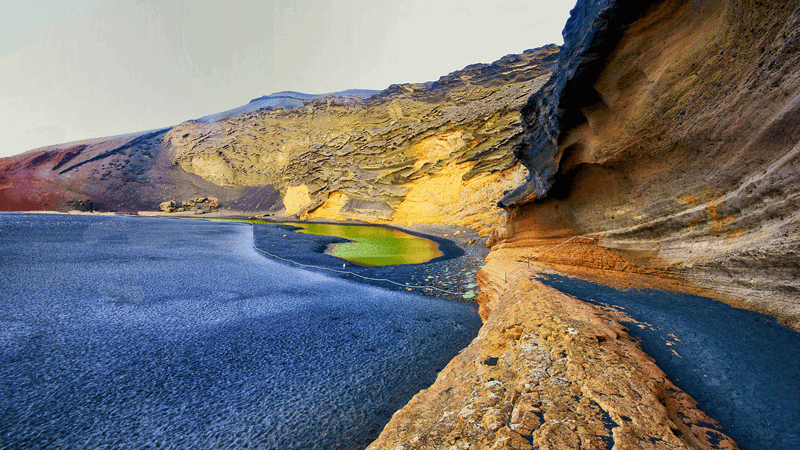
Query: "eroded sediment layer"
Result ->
[[0, 46, 558, 232], [165, 47, 558, 229]]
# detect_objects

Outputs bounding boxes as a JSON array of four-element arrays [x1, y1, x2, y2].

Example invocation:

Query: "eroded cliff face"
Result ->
[[368, 1, 798, 449], [164, 46, 558, 229], [0, 47, 557, 230], [495, 0, 800, 329]]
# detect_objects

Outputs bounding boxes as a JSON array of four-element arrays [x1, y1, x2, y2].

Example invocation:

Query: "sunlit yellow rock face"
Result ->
[[164, 45, 560, 230], [411, 131, 466, 170], [386, 162, 527, 232], [307, 191, 349, 221], [282, 184, 311, 216]]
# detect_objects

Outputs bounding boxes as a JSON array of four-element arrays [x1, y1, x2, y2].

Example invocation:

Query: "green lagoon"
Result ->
[[209, 219, 444, 266]]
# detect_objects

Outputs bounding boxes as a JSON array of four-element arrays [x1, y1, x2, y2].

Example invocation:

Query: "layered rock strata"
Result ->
[[500, 0, 800, 329], [165, 46, 559, 229], [0, 47, 558, 231]]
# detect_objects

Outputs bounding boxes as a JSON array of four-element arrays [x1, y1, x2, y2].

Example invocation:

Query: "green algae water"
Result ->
[[290, 222, 443, 266], [209, 219, 443, 266]]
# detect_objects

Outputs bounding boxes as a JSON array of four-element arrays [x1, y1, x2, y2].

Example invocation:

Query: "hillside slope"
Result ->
[[0, 46, 559, 231]]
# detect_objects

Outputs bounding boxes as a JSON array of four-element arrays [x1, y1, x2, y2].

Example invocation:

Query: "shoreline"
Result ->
[[243, 218, 489, 302], [368, 248, 741, 449], [3, 210, 489, 302], [11, 210, 797, 448]]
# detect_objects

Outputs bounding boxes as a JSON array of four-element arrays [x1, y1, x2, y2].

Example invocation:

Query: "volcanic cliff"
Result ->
[[0, 46, 559, 232], [495, 0, 800, 329]]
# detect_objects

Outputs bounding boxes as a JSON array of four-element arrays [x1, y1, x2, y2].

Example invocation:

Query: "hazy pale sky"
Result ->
[[1, 0, 575, 158]]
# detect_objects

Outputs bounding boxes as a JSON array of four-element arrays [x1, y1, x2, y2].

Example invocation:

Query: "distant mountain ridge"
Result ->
[[198, 89, 382, 122]]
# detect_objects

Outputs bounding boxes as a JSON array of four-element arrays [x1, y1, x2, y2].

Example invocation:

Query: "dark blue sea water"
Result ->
[[0, 214, 482, 450]]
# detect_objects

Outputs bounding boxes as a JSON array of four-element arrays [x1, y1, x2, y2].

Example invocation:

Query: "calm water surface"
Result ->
[[291, 222, 444, 266], [0, 214, 481, 449], [214, 219, 445, 266]]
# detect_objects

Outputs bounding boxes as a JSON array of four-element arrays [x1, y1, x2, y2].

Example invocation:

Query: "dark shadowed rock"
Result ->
[[501, 0, 654, 206]]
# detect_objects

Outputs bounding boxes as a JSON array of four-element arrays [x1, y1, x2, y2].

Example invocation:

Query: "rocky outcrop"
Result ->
[[159, 197, 219, 214], [159, 200, 177, 213], [68, 199, 96, 212], [496, 0, 800, 329], [164, 46, 559, 229], [370, 254, 736, 450], [369, 1, 799, 449]]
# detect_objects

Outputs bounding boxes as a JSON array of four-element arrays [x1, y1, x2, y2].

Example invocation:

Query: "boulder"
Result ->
[[159, 200, 176, 213], [68, 199, 96, 212]]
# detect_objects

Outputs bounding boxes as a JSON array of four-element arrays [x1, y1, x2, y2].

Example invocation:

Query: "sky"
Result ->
[[0, 0, 575, 158]]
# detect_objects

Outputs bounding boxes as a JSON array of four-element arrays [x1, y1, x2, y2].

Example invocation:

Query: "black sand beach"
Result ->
[[250, 220, 489, 302], [538, 273, 800, 450]]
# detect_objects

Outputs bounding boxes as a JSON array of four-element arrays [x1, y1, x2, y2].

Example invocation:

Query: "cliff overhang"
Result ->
[[498, 0, 800, 329]]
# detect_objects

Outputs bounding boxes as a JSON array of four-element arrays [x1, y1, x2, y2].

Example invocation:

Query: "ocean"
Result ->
[[0, 213, 482, 449]]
